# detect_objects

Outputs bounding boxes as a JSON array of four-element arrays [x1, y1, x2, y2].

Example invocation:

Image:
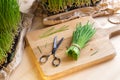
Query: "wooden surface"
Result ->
[[9, 16, 120, 80], [10, 0, 120, 78], [9, 0, 120, 80], [25, 16, 120, 80]]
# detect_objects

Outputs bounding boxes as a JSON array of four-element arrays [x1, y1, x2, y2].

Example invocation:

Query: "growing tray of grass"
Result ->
[[0, 0, 21, 70], [40, 0, 101, 15]]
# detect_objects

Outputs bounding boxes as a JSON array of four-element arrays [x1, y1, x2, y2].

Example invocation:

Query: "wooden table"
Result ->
[[2, 0, 118, 79], [9, 16, 120, 80]]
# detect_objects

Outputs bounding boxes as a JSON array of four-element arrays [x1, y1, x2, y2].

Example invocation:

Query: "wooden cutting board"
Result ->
[[26, 16, 120, 80]]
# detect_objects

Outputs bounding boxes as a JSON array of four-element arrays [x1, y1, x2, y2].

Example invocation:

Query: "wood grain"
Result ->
[[25, 16, 120, 80]]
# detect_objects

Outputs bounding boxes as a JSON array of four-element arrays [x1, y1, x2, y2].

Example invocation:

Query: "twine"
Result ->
[[71, 43, 81, 51]]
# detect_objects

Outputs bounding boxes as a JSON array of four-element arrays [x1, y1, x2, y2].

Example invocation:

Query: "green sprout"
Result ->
[[0, 0, 20, 65], [41, 0, 101, 15]]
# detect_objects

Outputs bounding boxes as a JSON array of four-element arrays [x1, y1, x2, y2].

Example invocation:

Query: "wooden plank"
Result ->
[[25, 16, 120, 80]]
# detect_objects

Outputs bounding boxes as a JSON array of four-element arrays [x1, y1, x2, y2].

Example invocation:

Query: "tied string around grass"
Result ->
[[66, 22, 96, 60]]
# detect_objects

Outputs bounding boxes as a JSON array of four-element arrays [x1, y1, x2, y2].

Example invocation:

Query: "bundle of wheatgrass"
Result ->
[[66, 22, 96, 60], [41, 0, 101, 14], [0, 0, 20, 65]]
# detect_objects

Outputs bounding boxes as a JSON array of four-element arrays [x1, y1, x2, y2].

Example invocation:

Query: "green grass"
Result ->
[[41, 0, 101, 14], [0, 0, 20, 65], [66, 22, 96, 60], [40, 26, 69, 38]]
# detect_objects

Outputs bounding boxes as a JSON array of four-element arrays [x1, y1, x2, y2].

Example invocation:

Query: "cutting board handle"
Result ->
[[107, 26, 120, 38]]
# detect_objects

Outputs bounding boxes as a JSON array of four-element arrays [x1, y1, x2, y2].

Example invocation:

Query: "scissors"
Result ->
[[39, 36, 64, 67]]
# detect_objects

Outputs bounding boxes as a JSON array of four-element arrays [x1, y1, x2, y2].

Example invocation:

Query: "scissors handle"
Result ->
[[39, 55, 49, 63], [52, 57, 61, 67]]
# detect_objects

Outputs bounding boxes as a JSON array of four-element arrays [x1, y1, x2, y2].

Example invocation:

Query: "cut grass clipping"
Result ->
[[0, 0, 20, 65], [66, 22, 96, 60], [40, 26, 68, 38]]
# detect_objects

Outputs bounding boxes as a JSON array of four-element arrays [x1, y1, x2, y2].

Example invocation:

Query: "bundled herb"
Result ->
[[41, 0, 101, 15], [0, 0, 20, 65], [66, 22, 96, 60]]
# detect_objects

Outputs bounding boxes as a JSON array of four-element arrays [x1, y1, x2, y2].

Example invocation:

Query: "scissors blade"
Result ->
[[56, 37, 64, 49], [53, 36, 57, 49], [52, 37, 64, 54]]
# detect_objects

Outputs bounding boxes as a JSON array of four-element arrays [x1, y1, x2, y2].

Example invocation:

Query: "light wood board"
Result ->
[[26, 16, 120, 80]]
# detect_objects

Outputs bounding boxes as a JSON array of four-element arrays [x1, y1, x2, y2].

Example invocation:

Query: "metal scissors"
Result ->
[[39, 36, 64, 67]]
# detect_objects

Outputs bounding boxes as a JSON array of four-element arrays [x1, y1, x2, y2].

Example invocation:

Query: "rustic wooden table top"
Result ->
[[9, 15, 120, 80], [9, 0, 120, 79]]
